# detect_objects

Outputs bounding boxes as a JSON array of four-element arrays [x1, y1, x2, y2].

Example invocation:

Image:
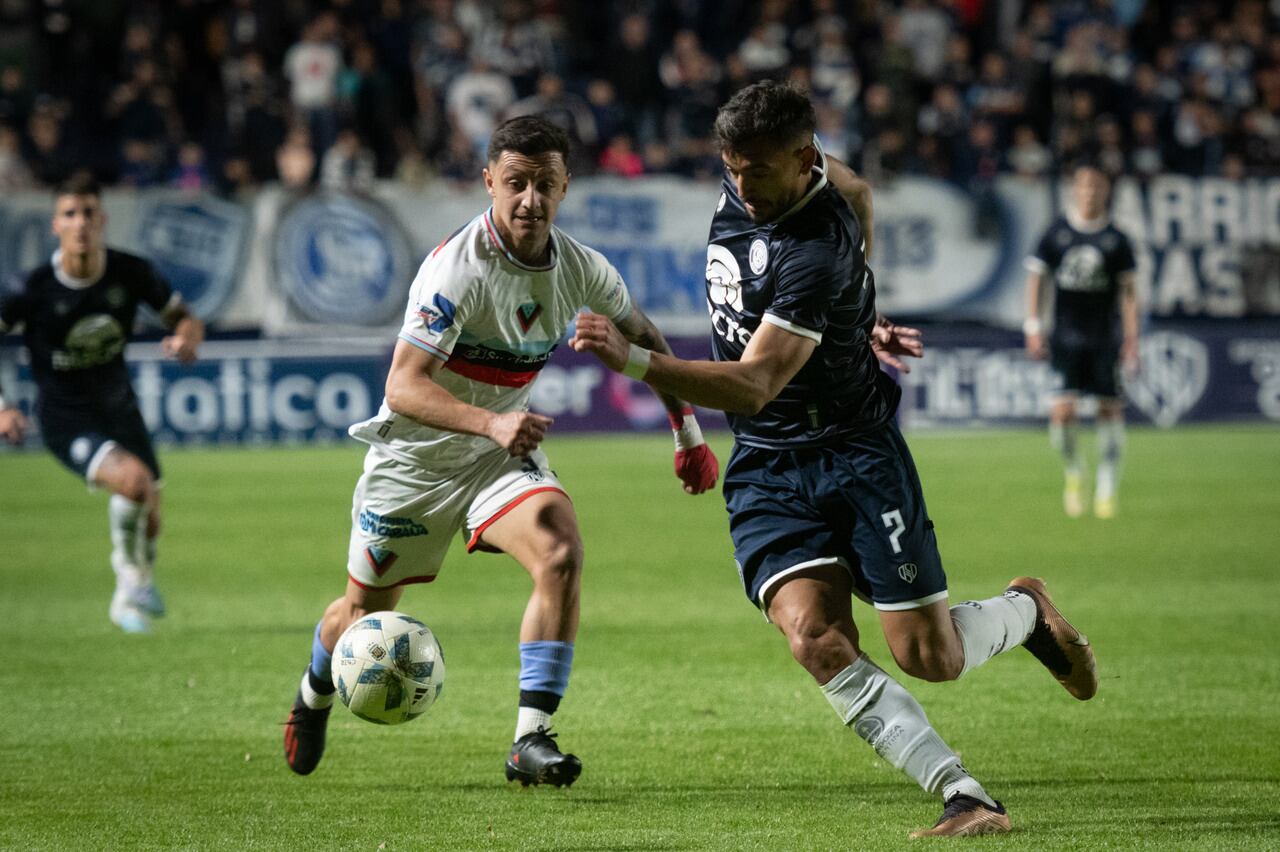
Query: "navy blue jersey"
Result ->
[[1027, 217, 1136, 349], [0, 249, 175, 409], [705, 159, 898, 448]]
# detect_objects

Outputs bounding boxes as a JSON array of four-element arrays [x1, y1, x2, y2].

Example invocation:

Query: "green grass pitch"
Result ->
[[1, 425, 1278, 850]]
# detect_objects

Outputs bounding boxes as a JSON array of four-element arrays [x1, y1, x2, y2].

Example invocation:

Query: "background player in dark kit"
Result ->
[[0, 172, 205, 633], [1024, 163, 1140, 518]]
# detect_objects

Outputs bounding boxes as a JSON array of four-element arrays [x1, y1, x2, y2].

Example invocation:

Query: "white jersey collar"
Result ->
[[1066, 209, 1110, 234], [51, 249, 107, 290], [773, 135, 830, 225], [482, 209, 558, 271]]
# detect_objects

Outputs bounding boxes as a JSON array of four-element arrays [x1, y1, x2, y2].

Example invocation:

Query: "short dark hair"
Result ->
[[486, 115, 571, 165], [713, 80, 816, 153], [54, 170, 101, 199]]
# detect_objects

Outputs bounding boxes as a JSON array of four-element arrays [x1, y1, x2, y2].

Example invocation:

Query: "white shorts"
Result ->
[[346, 445, 567, 589]]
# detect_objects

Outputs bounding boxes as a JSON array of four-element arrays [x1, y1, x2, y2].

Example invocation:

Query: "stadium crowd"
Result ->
[[0, 0, 1276, 196]]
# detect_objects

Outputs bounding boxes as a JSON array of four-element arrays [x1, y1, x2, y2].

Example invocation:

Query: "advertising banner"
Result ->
[[2, 323, 1275, 454]]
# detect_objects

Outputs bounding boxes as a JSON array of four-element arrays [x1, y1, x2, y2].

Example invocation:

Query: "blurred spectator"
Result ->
[[0, 65, 32, 129], [0, 124, 33, 190], [119, 138, 166, 188], [506, 73, 598, 171], [471, 0, 560, 95], [283, 13, 342, 157], [276, 125, 316, 189], [897, 0, 951, 82], [446, 57, 516, 161], [598, 133, 644, 178], [23, 104, 74, 186], [170, 141, 211, 192], [1128, 110, 1165, 177], [1007, 124, 1051, 179], [436, 125, 483, 183], [604, 14, 664, 145], [320, 128, 376, 191]]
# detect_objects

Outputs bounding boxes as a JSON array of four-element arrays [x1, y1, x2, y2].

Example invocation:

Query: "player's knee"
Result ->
[[893, 643, 962, 683], [116, 468, 153, 504], [529, 537, 583, 588], [781, 616, 852, 682]]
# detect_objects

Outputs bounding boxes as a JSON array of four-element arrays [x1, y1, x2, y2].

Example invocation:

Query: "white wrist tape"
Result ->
[[673, 413, 705, 451], [622, 344, 651, 380], [1023, 317, 1042, 336]]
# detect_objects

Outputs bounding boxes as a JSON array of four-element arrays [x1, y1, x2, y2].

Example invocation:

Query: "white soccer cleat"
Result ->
[[110, 586, 152, 634], [1063, 473, 1085, 518]]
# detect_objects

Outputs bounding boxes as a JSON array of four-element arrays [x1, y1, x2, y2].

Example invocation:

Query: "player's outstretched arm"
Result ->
[[384, 339, 552, 457], [570, 311, 814, 416], [612, 306, 719, 494], [160, 304, 205, 363], [871, 314, 924, 373]]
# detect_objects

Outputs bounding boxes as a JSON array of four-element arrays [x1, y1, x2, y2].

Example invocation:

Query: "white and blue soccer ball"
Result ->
[[332, 611, 445, 725]]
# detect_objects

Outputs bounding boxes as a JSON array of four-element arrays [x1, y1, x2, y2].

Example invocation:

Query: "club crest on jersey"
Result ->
[[365, 546, 399, 577], [416, 292, 457, 333], [749, 238, 769, 275], [515, 301, 543, 333]]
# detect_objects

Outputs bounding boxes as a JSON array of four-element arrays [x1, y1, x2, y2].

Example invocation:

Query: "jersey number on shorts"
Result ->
[[881, 509, 905, 554]]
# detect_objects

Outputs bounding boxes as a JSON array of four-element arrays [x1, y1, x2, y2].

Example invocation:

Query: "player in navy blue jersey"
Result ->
[[572, 81, 1098, 838], [0, 172, 205, 633], [1024, 164, 1139, 518]]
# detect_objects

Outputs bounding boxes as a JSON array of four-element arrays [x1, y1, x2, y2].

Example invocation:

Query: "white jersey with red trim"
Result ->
[[349, 209, 632, 468]]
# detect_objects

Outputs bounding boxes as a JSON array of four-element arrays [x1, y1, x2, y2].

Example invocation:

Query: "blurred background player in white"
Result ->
[[0, 172, 204, 633], [1024, 163, 1140, 518], [283, 116, 718, 784], [572, 81, 1098, 838]]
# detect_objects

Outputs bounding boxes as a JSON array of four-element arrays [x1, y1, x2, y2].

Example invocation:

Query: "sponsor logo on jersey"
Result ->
[[52, 314, 126, 369], [710, 308, 753, 346], [133, 193, 250, 324], [749, 238, 769, 275], [1055, 244, 1108, 293], [515, 301, 543, 333], [274, 192, 414, 326], [359, 509, 428, 538], [416, 292, 457, 333], [364, 545, 399, 577], [706, 244, 744, 311], [1128, 331, 1209, 427]]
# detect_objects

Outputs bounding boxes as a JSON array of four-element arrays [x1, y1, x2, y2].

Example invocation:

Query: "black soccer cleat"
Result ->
[[283, 689, 331, 775], [505, 728, 582, 788]]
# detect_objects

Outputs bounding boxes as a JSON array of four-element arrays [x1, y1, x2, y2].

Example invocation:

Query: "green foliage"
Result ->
[[1, 426, 1278, 849]]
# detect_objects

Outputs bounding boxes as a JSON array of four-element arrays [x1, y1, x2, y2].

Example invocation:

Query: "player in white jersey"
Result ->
[[284, 116, 719, 786]]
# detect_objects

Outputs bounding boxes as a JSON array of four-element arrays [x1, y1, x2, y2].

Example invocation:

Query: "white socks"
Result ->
[[300, 670, 335, 710], [950, 592, 1037, 676], [108, 495, 148, 584], [1049, 420, 1082, 478], [821, 655, 996, 807], [1096, 418, 1125, 501], [515, 706, 554, 740]]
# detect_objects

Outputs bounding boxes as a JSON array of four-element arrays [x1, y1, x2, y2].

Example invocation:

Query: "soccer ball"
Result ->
[[332, 611, 445, 725]]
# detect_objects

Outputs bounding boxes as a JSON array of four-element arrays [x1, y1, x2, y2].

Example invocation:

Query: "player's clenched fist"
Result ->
[[0, 406, 28, 444], [568, 311, 629, 372], [488, 410, 554, 457]]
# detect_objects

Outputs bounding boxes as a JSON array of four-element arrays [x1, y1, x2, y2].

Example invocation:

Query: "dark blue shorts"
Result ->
[[723, 423, 947, 614], [39, 401, 161, 482], [1052, 343, 1120, 398]]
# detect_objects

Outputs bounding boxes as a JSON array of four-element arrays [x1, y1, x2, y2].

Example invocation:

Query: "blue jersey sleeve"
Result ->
[[764, 241, 845, 343]]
